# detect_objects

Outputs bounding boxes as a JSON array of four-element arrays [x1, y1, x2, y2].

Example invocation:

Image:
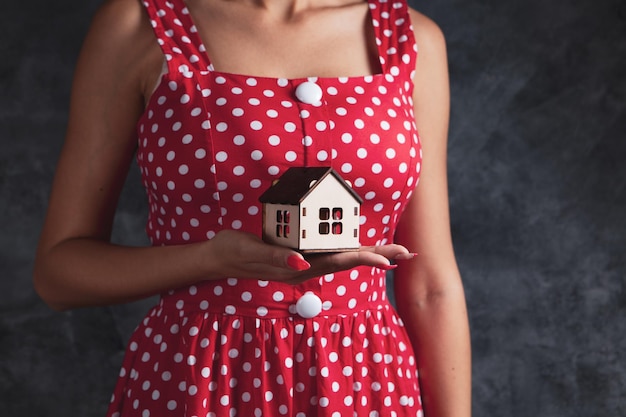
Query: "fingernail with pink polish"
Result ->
[[287, 255, 311, 271], [378, 264, 398, 271]]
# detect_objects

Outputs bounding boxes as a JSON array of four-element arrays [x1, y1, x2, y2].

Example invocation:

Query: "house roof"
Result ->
[[259, 166, 363, 205]]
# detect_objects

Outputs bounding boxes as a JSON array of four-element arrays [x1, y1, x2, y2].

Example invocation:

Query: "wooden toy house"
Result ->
[[259, 167, 363, 252]]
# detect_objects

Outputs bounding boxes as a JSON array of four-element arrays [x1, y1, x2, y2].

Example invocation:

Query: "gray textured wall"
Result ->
[[1, 0, 624, 416]]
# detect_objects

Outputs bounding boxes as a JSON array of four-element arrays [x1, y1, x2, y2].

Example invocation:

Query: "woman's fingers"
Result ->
[[207, 230, 415, 283], [362, 244, 414, 260]]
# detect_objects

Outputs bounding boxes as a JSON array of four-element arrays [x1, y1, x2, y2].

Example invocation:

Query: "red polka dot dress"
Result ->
[[106, 0, 424, 416]]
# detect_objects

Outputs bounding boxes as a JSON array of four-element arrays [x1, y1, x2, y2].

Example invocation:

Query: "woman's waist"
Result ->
[[159, 269, 391, 319]]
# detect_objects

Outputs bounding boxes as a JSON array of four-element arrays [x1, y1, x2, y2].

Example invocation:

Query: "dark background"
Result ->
[[1, 0, 624, 415]]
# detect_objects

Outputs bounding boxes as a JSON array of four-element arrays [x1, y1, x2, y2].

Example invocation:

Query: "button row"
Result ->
[[291, 81, 323, 318]]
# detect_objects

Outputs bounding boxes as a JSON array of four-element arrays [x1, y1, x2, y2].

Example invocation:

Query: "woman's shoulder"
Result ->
[[408, 8, 447, 54], [79, 0, 162, 97], [88, 0, 150, 40]]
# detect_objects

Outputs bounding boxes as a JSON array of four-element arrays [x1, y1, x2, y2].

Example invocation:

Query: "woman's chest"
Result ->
[[137, 74, 420, 219], [185, 0, 380, 79]]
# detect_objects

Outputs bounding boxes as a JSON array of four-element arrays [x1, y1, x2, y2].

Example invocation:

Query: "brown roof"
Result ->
[[258, 166, 363, 205]]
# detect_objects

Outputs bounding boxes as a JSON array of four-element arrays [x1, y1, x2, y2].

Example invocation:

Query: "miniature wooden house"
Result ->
[[259, 167, 363, 252]]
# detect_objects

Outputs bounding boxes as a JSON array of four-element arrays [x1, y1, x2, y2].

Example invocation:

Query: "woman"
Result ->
[[34, 0, 471, 415]]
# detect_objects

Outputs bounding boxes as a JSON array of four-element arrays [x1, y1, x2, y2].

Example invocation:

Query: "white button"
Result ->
[[295, 81, 323, 105], [295, 292, 323, 318]]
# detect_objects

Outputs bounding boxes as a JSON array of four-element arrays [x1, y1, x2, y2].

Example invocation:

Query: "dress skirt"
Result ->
[[106, 267, 423, 417]]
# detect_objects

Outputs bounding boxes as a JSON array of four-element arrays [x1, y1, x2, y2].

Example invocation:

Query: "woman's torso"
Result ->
[[135, 0, 421, 310]]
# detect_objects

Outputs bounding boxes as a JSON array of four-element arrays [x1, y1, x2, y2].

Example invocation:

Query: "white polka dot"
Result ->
[[267, 165, 280, 175], [285, 151, 297, 162]]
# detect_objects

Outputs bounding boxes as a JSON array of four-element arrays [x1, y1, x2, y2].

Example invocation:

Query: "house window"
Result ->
[[318, 207, 344, 236], [275, 210, 291, 238]]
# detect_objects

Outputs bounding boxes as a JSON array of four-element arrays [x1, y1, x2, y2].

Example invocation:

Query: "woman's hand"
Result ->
[[205, 229, 416, 284]]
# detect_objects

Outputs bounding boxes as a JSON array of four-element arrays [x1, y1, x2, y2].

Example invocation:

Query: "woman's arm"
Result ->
[[33, 0, 208, 310], [33, 0, 413, 311], [394, 10, 472, 417]]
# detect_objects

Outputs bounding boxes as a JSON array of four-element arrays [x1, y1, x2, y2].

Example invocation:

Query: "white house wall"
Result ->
[[262, 203, 300, 249]]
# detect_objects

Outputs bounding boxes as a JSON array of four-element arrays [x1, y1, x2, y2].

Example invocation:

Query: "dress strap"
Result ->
[[141, 0, 212, 74], [367, 0, 417, 78]]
